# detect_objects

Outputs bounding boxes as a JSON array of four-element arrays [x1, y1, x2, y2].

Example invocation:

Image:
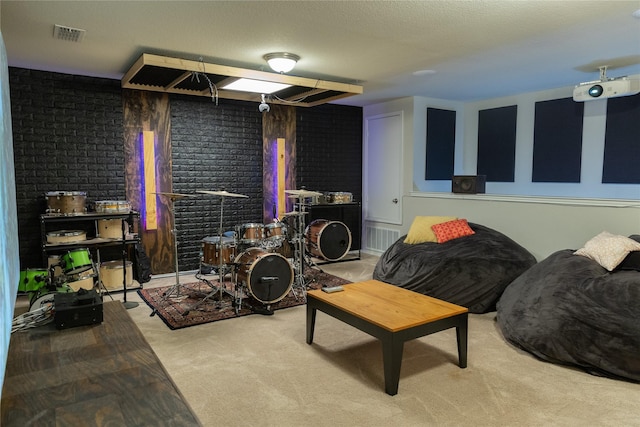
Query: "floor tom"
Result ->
[[99, 260, 133, 290]]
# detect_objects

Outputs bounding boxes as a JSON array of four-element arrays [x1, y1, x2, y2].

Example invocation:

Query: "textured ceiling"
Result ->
[[1, 1, 639, 106]]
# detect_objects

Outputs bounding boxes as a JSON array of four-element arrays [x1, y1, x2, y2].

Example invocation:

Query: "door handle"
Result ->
[[392, 198, 398, 204]]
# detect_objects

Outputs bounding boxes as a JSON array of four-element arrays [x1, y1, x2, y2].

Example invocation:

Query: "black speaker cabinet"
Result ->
[[452, 175, 486, 194]]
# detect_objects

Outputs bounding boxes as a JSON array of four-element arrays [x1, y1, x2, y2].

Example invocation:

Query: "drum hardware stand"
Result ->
[[185, 190, 249, 315], [94, 249, 115, 302], [285, 189, 323, 302], [120, 215, 137, 309], [150, 192, 196, 317], [183, 262, 235, 316], [231, 269, 275, 316]]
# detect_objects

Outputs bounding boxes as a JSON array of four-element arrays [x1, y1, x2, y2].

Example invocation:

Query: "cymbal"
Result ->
[[152, 192, 195, 199], [197, 190, 249, 198], [285, 189, 323, 197]]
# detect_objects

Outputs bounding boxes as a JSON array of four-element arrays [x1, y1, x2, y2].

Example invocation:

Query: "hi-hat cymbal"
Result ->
[[197, 190, 249, 198], [153, 192, 196, 199], [285, 189, 323, 197]]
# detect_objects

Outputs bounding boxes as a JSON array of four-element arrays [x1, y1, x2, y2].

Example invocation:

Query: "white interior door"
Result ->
[[364, 112, 403, 224]]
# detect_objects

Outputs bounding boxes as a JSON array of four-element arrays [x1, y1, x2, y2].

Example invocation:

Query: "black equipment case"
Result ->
[[54, 289, 103, 330]]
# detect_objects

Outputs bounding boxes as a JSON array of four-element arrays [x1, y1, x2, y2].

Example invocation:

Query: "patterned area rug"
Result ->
[[137, 268, 351, 330]]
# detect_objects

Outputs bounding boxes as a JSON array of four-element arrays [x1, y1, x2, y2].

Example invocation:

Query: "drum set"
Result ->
[[19, 246, 112, 313], [154, 189, 353, 316]]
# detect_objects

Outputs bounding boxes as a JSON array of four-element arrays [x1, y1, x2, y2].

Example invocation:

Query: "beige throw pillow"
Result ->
[[404, 216, 458, 244], [574, 231, 640, 271]]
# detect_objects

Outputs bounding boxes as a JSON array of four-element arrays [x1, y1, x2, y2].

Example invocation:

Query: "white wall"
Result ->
[[362, 86, 640, 260], [403, 193, 639, 261]]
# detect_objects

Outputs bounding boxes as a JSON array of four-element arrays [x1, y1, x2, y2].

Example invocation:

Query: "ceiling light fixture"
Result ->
[[264, 52, 300, 73], [222, 78, 291, 94]]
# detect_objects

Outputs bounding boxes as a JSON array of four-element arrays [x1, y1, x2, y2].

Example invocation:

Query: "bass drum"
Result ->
[[18, 269, 48, 293], [234, 248, 293, 304], [305, 219, 352, 261], [29, 284, 73, 310]]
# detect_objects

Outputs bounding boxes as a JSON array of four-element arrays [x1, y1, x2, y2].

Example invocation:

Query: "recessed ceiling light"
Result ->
[[222, 78, 292, 94], [412, 69, 436, 76]]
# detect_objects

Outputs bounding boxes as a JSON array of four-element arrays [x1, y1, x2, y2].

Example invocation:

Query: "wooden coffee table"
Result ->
[[306, 279, 468, 395]]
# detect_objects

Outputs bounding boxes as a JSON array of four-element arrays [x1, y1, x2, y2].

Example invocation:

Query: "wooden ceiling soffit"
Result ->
[[121, 54, 363, 107]]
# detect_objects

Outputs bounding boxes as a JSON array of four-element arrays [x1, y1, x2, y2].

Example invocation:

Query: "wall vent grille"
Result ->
[[53, 24, 86, 43], [364, 226, 399, 253]]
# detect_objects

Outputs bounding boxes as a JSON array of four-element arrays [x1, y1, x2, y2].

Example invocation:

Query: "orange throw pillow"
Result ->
[[431, 219, 475, 243]]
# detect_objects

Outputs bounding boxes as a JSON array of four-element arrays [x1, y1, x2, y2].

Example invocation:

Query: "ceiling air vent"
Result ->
[[53, 24, 86, 43]]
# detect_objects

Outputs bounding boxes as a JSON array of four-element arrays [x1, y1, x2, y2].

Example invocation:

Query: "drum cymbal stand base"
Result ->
[[288, 201, 315, 302], [184, 264, 234, 315], [150, 196, 187, 317], [94, 250, 114, 302], [233, 282, 274, 316]]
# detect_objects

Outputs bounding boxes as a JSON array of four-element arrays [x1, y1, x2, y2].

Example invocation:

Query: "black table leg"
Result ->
[[306, 304, 317, 344], [381, 333, 404, 396], [456, 314, 468, 368]]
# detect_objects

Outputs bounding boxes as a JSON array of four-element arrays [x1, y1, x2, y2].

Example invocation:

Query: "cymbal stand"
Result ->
[[148, 194, 193, 319], [290, 201, 310, 302], [94, 249, 114, 302], [185, 194, 234, 314]]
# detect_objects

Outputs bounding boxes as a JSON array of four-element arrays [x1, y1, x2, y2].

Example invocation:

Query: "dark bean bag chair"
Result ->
[[372, 223, 537, 313], [496, 237, 640, 382]]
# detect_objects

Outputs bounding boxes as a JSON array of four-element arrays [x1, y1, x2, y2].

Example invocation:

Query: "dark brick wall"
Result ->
[[9, 68, 363, 272], [10, 68, 125, 268], [169, 95, 265, 269], [297, 104, 362, 199]]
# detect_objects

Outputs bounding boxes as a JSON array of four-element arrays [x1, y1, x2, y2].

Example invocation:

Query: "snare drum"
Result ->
[[46, 230, 86, 244], [45, 191, 87, 215], [305, 219, 352, 261], [99, 260, 133, 290], [237, 223, 264, 244], [18, 269, 48, 293], [66, 272, 95, 292], [97, 218, 128, 239], [325, 192, 353, 204], [95, 200, 131, 213], [234, 248, 293, 304], [201, 236, 237, 266], [60, 248, 94, 275]]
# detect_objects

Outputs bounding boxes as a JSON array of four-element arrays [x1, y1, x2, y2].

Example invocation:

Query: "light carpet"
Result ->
[[121, 255, 640, 426]]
